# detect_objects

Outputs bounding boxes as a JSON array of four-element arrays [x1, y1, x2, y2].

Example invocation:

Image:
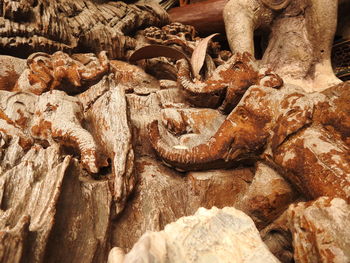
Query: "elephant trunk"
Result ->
[[177, 56, 242, 94], [148, 120, 238, 171], [177, 59, 209, 94], [176, 58, 234, 108], [51, 123, 99, 174]]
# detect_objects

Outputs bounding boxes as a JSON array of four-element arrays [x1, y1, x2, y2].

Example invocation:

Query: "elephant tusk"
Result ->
[[224, 148, 242, 162], [148, 118, 241, 170], [173, 145, 189, 150]]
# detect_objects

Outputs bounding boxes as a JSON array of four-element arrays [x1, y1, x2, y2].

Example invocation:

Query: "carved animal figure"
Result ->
[[223, 0, 341, 91], [0, 51, 160, 214], [15, 51, 110, 95], [176, 52, 282, 112], [130, 46, 282, 113], [149, 82, 350, 202], [0, 0, 168, 58], [0, 89, 99, 173], [0, 74, 136, 214]]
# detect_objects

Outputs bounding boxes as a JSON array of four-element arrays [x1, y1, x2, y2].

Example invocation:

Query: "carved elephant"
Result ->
[[149, 82, 350, 202], [0, 89, 99, 173], [0, 73, 136, 214], [223, 0, 340, 91], [176, 52, 282, 113]]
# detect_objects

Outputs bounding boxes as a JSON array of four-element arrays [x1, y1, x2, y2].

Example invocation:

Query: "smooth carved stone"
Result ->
[[109, 207, 280, 263], [262, 197, 350, 262]]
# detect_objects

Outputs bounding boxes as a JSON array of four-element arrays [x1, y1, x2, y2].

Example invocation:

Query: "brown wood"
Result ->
[[168, 0, 228, 36]]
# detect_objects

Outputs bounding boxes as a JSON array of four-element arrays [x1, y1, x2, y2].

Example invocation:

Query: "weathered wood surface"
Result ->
[[0, 0, 349, 262], [0, 0, 168, 58]]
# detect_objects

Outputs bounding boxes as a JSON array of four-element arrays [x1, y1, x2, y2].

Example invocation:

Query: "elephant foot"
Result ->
[[312, 62, 342, 92]]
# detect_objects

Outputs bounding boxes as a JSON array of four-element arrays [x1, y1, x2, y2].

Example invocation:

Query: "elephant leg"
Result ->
[[223, 0, 273, 56], [305, 0, 341, 89], [273, 126, 350, 202]]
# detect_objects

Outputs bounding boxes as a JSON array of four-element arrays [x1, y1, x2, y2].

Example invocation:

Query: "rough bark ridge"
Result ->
[[0, 0, 349, 262], [0, 0, 169, 58]]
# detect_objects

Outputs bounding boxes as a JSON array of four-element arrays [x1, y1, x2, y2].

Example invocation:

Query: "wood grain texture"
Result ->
[[168, 0, 228, 35]]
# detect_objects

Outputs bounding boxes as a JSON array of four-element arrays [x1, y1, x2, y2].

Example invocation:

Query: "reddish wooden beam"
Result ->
[[168, 0, 228, 36]]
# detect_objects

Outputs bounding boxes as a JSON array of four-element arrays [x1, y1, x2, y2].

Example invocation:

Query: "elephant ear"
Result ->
[[261, 0, 291, 10], [271, 93, 313, 153]]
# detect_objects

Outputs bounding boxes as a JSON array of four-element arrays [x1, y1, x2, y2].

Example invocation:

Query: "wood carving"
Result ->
[[15, 51, 109, 95], [223, 0, 340, 91], [0, 50, 148, 216], [0, 0, 349, 262], [176, 52, 282, 112], [0, 0, 169, 58], [149, 82, 350, 201]]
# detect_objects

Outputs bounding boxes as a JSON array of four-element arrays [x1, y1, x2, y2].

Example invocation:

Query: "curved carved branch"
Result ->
[[149, 120, 233, 170]]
